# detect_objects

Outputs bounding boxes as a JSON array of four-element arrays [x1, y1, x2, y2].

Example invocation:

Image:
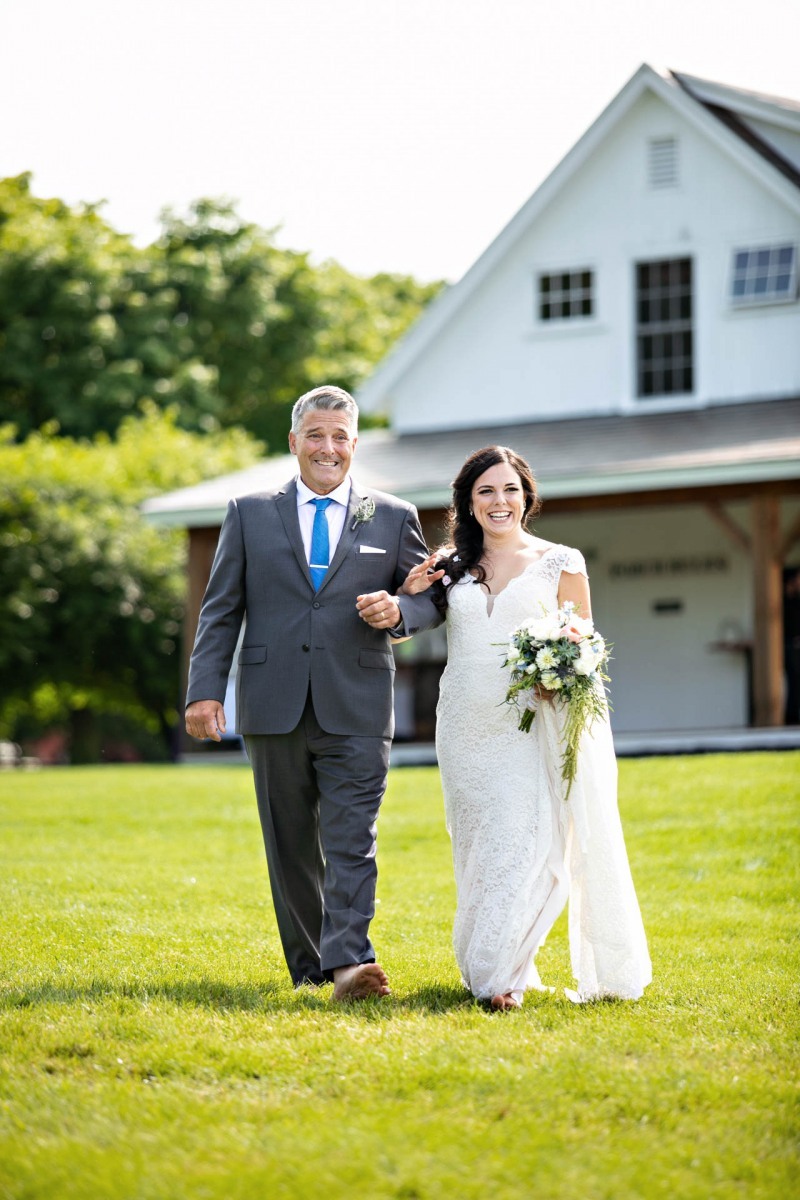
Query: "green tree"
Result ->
[[155, 198, 323, 450], [0, 175, 225, 439], [0, 408, 262, 761], [0, 177, 444, 447], [155, 199, 443, 448], [308, 260, 443, 400]]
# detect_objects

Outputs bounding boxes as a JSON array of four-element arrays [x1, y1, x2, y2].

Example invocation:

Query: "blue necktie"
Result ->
[[309, 497, 333, 591]]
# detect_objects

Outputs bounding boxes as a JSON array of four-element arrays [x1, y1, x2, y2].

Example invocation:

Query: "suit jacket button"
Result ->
[[302, 643, 310, 652], [312, 602, 320, 609]]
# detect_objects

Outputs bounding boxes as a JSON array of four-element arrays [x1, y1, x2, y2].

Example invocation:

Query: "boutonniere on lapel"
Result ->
[[351, 496, 376, 531]]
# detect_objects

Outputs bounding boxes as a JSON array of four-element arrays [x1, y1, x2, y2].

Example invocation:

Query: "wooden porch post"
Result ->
[[180, 526, 221, 749], [751, 496, 783, 726]]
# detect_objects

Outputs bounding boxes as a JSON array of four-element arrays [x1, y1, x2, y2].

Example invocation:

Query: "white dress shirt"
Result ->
[[295, 475, 351, 563]]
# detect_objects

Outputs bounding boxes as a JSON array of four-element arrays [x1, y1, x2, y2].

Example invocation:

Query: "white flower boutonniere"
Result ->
[[351, 496, 376, 531]]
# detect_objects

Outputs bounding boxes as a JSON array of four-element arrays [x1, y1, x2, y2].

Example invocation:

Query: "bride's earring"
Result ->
[[469, 508, 474, 517]]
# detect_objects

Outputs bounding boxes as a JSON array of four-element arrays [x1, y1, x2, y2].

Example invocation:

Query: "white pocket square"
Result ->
[[359, 545, 386, 555]]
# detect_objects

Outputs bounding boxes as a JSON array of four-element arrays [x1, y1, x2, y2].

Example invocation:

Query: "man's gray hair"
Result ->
[[291, 385, 359, 434]]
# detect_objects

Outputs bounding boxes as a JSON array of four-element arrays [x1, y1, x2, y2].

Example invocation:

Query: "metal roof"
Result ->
[[142, 396, 800, 528]]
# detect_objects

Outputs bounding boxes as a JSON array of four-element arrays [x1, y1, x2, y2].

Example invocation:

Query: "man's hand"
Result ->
[[185, 700, 227, 742], [356, 591, 402, 630]]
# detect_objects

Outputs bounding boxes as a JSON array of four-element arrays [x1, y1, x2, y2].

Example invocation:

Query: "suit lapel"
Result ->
[[276, 480, 313, 588]]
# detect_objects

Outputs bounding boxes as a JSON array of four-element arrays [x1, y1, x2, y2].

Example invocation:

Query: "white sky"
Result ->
[[3, 0, 799, 282]]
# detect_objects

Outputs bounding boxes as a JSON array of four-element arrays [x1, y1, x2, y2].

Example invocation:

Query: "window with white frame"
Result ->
[[537, 269, 593, 321], [636, 258, 693, 398], [730, 244, 797, 307]]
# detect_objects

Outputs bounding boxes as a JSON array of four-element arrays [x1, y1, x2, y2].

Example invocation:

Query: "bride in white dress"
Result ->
[[402, 446, 651, 1010]]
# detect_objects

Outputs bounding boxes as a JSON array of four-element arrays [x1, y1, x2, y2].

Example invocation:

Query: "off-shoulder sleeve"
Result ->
[[559, 546, 589, 577]]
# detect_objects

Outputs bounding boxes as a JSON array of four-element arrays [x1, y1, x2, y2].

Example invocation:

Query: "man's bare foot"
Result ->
[[332, 963, 390, 1001], [490, 992, 522, 1011]]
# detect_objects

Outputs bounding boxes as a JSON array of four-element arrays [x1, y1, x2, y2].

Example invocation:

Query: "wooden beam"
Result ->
[[420, 510, 449, 549], [180, 527, 220, 750], [541, 478, 800, 515], [706, 502, 751, 553], [751, 497, 783, 727], [780, 511, 800, 559]]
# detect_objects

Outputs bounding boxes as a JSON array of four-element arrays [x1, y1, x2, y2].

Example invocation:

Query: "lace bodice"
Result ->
[[444, 543, 587, 650]]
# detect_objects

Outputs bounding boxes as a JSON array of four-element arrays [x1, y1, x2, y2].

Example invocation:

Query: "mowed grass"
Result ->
[[0, 753, 798, 1200]]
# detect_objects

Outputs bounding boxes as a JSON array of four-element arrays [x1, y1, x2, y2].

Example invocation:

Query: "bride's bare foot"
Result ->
[[332, 963, 390, 1001], [490, 992, 522, 1011]]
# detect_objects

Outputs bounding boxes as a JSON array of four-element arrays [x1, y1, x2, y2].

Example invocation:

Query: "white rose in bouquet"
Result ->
[[522, 616, 553, 640], [570, 615, 595, 637], [574, 635, 607, 676], [574, 643, 599, 676]]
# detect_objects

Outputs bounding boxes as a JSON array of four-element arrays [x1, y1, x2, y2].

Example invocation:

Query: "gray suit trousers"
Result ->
[[245, 693, 391, 985]]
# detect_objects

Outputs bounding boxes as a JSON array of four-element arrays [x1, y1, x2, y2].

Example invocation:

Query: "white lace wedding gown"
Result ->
[[435, 545, 651, 1002]]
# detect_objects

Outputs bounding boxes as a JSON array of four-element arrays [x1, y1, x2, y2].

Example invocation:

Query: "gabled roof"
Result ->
[[142, 396, 800, 528], [671, 71, 800, 129], [673, 71, 800, 189], [357, 63, 800, 416]]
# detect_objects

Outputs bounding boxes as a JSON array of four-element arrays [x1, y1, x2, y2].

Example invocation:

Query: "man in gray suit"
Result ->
[[185, 386, 437, 1000]]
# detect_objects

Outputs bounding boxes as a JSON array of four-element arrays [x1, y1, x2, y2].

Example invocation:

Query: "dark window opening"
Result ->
[[636, 257, 693, 398], [538, 268, 594, 321]]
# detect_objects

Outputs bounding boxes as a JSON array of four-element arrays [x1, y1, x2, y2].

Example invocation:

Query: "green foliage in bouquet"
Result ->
[[502, 604, 611, 797]]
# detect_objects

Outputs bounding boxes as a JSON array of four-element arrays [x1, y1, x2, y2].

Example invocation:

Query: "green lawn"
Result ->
[[0, 753, 798, 1199]]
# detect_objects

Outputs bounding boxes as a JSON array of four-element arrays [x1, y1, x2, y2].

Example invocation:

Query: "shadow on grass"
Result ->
[[1, 978, 474, 1016], [2, 979, 283, 1012], [1, 978, 620, 1021], [398, 983, 474, 1012]]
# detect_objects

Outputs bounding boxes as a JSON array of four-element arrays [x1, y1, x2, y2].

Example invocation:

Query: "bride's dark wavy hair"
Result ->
[[430, 445, 541, 610]]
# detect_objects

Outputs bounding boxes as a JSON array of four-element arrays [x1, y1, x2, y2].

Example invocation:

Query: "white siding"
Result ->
[[390, 87, 800, 435], [535, 503, 753, 733], [534, 497, 800, 733]]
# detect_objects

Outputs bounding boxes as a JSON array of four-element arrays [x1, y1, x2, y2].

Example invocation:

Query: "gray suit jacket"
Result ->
[[186, 478, 442, 738]]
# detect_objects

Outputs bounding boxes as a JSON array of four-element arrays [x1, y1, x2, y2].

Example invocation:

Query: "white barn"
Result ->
[[144, 64, 800, 746], [361, 66, 800, 433]]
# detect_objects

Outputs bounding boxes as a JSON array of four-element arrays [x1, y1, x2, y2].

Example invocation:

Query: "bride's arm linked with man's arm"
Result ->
[[357, 548, 444, 641], [367, 552, 448, 643]]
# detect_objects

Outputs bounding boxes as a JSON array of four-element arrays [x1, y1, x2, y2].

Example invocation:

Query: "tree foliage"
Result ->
[[0, 175, 443, 447], [0, 410, 262, 759], [0, 175, 220, 439], [0, 174, 443, 760]]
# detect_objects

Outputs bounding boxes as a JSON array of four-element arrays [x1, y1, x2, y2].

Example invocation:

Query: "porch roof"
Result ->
[[142, 396, 800, 528]]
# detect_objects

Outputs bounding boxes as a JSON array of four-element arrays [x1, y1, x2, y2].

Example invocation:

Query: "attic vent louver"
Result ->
[[648, 136, 678, 188]]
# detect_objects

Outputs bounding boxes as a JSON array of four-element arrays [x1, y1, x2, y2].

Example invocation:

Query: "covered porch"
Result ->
[[141, 397, 800, 744]]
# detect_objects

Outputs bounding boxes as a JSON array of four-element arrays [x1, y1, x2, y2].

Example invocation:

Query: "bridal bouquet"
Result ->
[[502, 602, 610, 796]]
